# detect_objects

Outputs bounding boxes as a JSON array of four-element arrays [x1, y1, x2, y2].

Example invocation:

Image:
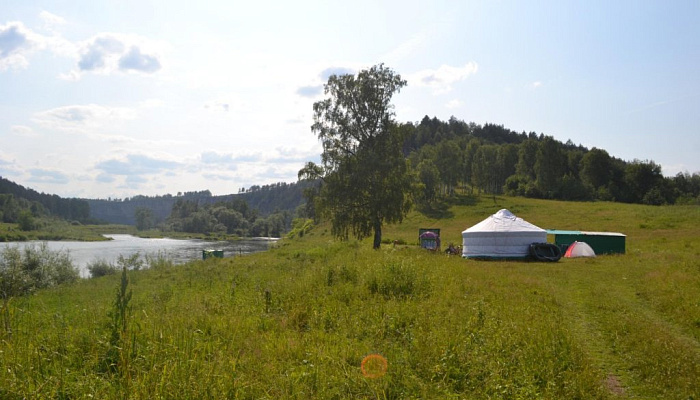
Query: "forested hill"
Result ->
[[0, 176, 90, 223], [401, 116, 700, 205], [86, 180, 313, 225]]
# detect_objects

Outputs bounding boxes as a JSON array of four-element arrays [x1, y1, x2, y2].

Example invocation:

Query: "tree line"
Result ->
[[136, 197, 293, 238], [0, 177, 90, 225], [87, 181, 311, 226], [404, 117, 700, 206]]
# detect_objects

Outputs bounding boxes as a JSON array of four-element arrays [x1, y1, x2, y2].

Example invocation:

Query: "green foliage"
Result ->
[[416, 158, 440, 205], [17, 210, 35, 231], [165, 198, 291, 237], [134, 207, 155, 231], [309, 64, 414, 248], [87, 258, 119, 278], [0, 178, 90, 223], [287, 218, 314, 239], [0, 243, 78, 298], [103, 266, 134, 382], [117, 253, 143, 271], [401, 115, 699, 206]]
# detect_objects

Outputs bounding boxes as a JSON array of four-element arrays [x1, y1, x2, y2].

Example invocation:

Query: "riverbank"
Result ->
[[0, 221, 267, 242]]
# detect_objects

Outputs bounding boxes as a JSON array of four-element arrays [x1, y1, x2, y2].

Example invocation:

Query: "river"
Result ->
[[0, 234, 276, 277]]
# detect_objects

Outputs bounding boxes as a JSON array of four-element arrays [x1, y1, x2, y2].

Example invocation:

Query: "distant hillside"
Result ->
[[400, 116, 700, 205], [0, 176, 90, 223], [86, 181, 313, 225]]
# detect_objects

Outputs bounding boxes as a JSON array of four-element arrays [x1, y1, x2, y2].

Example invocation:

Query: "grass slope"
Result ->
[[1, 196, 698, 399]]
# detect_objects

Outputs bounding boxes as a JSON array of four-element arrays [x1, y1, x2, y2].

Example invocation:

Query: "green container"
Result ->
[[202, 249, 224, 260], [547, 230, 626, 255]]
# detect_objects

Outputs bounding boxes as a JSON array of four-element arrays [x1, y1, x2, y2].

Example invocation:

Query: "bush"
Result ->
[[146, 251, 173, 270], [87, 259, 119, 278], [117, 253, 143, 271], [0, 243, 79, 298]]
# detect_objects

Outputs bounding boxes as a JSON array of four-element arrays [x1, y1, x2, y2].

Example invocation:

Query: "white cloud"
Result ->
[[532, 81, 543, 89], [446, 99, 463, 109], [203, 95, 249, 115], [0, 19, 75, 71], [27, 168, 70, 184], [38, 11, 67, 33], [10, 125, 38, 137], [118, 46, 161, 73], [94, 153, 182, 177], [200, 151, 261, 165], [33, 104, 136, 131], [0, 22, 38, 70], [383, 30, 431, 65], [408, 62, 478, 94], [65, 33, 166, 79]]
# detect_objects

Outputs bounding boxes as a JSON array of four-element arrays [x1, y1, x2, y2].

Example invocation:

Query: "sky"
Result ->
[[1, 0, 699, 199]]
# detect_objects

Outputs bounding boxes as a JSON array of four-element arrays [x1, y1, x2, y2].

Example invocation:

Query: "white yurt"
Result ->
[[462, 209, 546, 259]]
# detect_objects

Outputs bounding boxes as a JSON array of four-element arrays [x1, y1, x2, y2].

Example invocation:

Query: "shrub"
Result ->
[[146, 251, 173, 270], [117, 253, 143, 271], [0, 243, 79, 298], [87, 258, 119, 278]]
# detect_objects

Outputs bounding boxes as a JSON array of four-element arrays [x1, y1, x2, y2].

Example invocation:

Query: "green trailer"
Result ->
[[546, 230, 626, 255], [202, 249, 224, 260]]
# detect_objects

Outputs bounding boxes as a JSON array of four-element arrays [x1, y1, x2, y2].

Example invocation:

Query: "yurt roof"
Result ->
[[462, 209, 546, 234]]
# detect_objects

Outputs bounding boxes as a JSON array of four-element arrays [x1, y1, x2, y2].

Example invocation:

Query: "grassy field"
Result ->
[[1, 196, 698, 399]]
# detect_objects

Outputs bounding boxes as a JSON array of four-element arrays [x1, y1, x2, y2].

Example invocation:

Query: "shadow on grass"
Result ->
[[417, 200, 454, 219], [449, 193, 479, 206]]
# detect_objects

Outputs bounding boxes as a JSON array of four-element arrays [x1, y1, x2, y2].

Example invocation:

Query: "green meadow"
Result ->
[[1, 196, 698, 399]]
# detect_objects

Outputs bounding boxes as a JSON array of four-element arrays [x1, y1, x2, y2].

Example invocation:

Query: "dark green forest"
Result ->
[[159, 197, 292, 238], [402, 116, 700, 206], [88, 181, 314, 237], [0, 177, 90, 224], [86, 181, 313, 226]]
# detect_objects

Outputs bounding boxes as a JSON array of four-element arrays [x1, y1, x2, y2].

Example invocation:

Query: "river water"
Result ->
[[0, 234, 276, 277]]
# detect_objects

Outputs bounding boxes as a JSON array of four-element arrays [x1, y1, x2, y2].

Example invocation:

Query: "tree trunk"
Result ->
[[373, 219, 382, 249]]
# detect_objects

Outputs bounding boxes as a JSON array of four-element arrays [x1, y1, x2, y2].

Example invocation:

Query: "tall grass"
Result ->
[[0, 196, 698, 398]]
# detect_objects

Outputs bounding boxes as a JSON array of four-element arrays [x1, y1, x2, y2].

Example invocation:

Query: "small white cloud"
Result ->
[[95, 153, 182, 178], [0, 19, 74, 71], [203, 95, 248, 115], [0, 22, 36, 70], [28, 168, 70, 184], [446, 99, 463, 109], [408, 62, 478, 95], [67, 33, 165, 79], [39, 11, 66, 33], [383, 29, 431, 64], [34, 104, 136, 131], [532, 81, 543, 89], [118, 46, 161, 73], [10, 125, 38, 137], [200, 151, 262, 165]]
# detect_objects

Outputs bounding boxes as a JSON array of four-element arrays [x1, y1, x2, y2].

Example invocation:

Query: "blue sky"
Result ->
[[1, 0, 698, 199]]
